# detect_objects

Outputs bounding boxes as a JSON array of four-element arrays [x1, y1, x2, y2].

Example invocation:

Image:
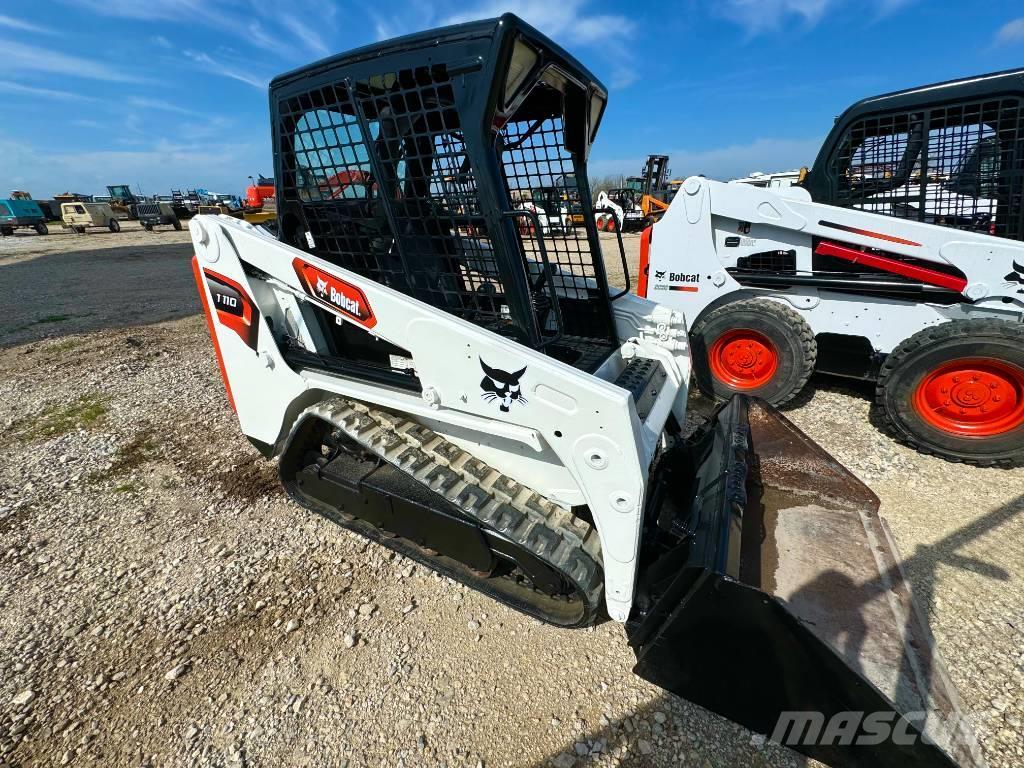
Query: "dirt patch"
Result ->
[[90, 426, 162, 482]]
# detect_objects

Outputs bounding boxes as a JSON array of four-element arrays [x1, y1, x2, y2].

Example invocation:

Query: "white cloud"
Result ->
[[995, 18, 1024, 46], [183, 51, 269, 90], [245, 21, 284, 53], [590, 136, 823, 183], [1, 39, 144, 82], [152, 35, 173, 49], [127, 97, 201, 117], [61, 0, 335, 59], [0, 80, 98, 102], [0, 14, 55, 34], [443, 0, 634, 46], [280, 14, 330, 57], [58, 1, 180, 21], [715, 0, 834, 35], [718, 0, 920, 35], [609, 67, 639, 90], [176, 116, 236, 143], [875, 0, 916, 15]]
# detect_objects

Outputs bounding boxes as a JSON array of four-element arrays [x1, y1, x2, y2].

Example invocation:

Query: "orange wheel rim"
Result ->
[[708, 329, 778, 389], [913, 358, 1024, 436]]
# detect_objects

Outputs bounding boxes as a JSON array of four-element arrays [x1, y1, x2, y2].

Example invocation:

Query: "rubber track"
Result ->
[[302, 397, 604, 618], [875, 318, 1024, 467]]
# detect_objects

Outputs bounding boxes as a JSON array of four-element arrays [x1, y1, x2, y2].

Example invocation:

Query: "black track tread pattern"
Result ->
[[300, 397, 604, 623], [875, 318, 1024, 467], [691, 298, 817, 406]]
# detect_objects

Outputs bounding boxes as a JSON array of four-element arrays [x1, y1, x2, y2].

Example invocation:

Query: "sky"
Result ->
[[1, 1, 1023, 197]]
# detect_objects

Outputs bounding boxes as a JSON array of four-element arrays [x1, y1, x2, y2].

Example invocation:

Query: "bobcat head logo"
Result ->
[[654, 270, 666, 279], [479, 359, 527, 412], [315, 276, 329, 296], [1005, 260, 1024, 294]]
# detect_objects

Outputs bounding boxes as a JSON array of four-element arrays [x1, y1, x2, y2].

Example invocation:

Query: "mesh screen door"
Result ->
[[276, 60, 616, 368], [828, 98, 1024, 240], [277, 69, 511, 329]]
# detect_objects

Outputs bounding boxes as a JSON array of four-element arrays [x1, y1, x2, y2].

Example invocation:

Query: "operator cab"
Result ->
[[269, 14, 620, 385], [804, 67, 1024, 241]]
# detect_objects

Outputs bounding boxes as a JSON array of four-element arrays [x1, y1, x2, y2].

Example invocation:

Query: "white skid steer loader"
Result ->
[[191, 16, 984, 767], [640, 69, 1024, 466]]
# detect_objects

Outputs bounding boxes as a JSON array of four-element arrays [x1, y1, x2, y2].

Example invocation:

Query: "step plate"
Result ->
[[614, 357, 668, 421]]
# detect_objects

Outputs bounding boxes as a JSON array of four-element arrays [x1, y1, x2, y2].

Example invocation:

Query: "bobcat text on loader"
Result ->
[[641, 68, 1024, 466], [190, 16, 983, 767]]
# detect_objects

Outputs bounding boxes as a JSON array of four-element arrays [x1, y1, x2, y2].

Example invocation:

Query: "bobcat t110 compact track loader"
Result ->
[[641, 69, 1024, 466], [191, 16, 983, 767]]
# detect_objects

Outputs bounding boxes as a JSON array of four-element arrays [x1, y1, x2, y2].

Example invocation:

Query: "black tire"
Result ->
[[172, 218, 182, 231], [109, 219, 121, 233], [75, 226, 86, 234], [875, 319, 1024, 466], [144, 222, 153, 231], [35, 222, 48, 235], [690, 298, 816, 406]]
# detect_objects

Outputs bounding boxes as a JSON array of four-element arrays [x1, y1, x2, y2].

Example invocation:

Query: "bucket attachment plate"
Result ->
[[628, 396, 984, 768]]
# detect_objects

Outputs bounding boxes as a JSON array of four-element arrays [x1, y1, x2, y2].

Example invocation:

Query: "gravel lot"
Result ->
[[0, 225, 1021, 767]]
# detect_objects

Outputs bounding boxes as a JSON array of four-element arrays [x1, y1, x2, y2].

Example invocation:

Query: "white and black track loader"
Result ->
[[640, 69, 1024, 466], [191, 16, 984, 767]]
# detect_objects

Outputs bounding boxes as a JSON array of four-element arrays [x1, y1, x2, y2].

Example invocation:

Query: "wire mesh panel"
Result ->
[[499, 86, 615, 358], [274, 56, 617, 372], [828, 98, 1024, 241], [276, 69, 516, 332]]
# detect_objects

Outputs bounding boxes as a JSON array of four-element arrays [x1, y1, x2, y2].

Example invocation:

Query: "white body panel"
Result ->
[[646, 177, 1024, 354], [191, 216, 693, 622]]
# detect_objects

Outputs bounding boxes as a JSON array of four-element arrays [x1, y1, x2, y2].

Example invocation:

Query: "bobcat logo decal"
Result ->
[[654, 270, 666, 279], [479, 359, 527, 412], [1005, 260, 1024, 294]]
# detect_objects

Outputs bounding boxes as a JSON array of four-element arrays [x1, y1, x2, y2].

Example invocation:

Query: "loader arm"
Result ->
[[645, 177, 1024, 356]]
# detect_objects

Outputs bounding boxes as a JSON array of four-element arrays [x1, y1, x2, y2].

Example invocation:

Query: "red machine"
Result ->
[[245, 175, 276, 210]]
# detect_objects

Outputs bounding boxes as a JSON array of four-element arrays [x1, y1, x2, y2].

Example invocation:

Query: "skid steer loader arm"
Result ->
[[628, 398, 984, 768]]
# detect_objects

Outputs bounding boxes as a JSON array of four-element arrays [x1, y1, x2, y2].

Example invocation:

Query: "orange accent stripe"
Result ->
[[669, 285, 699, 292], [192, 255, 236, 412], [637, 225, 652, 297]]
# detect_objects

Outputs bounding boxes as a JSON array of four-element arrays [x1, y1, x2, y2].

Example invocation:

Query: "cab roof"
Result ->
[[269, 13, 605, 97]]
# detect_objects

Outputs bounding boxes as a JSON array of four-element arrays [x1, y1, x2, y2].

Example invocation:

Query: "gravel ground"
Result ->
[[0, 227, 1021, 768]]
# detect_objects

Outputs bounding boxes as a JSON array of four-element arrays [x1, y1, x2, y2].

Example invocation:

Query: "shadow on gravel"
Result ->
[[0, 241, 199, 348], [533, 493, 1023, 768], [530, 692, 811, 767], [778, 371, 877, 413]]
